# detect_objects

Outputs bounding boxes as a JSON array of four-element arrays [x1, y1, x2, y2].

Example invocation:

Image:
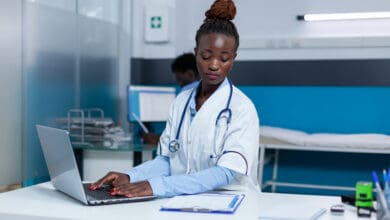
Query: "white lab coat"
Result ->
[[158, 81, 260, 192]]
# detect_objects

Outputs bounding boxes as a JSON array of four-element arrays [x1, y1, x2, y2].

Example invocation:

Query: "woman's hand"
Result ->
[[89, 171, 130, 190], [111, 181, 153, 198]]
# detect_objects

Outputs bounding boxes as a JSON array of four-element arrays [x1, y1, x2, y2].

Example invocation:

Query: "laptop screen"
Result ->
[[36, 125, 157, 205]]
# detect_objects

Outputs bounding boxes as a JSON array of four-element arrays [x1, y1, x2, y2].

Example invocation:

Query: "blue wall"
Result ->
[[240, 86, 390, 133], [240, 86, 390, 195]]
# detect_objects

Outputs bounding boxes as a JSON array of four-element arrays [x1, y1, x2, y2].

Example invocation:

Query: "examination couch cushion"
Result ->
[[260, 126, 390, 149]]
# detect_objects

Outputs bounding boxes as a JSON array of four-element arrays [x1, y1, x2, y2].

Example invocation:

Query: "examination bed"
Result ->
[[258, 125, 390, 192]]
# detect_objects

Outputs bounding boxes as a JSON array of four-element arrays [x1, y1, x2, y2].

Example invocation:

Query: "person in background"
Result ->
[[90, 0, 260, 198], [171, 52, 200, 92], [142, 53, 200, 145]]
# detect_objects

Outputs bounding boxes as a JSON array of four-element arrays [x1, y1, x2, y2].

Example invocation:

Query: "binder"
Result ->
[[160, 192, 245, 214]]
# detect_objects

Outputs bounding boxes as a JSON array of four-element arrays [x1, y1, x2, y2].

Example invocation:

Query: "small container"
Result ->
[[355, 181, 373, 209], [330, 204, 344, 215], [377, 193, 390, 220], [386, 184, 390, 209]]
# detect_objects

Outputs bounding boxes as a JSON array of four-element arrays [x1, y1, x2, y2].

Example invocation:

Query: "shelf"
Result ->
[[73, 142, 157, 152]]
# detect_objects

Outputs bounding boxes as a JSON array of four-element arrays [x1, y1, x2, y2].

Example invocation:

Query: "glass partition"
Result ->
[[22, 0, 122, 186]]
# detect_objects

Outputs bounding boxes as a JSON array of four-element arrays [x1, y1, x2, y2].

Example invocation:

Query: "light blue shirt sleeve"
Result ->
[[127, 155, 235, 197], [127, 155, 170, 182], [148, 164, 235, 198]]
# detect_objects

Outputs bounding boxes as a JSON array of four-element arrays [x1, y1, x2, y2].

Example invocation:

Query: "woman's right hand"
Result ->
[[89, 171, 130, 190]]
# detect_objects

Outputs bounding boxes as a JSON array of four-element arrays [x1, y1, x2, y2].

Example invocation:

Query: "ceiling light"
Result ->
[[297, 12, 390, 21]]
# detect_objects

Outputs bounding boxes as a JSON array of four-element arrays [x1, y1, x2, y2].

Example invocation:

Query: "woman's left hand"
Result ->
[[111, 180, 153, 198]]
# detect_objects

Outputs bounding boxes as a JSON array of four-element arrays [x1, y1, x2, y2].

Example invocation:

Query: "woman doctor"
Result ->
[[90, 0, 260, 198]]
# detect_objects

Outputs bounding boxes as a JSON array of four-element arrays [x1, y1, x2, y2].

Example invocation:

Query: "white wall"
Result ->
[[131, 0, 176, 58], [0, 0, 22, 186], [132, 0, 390, 60]]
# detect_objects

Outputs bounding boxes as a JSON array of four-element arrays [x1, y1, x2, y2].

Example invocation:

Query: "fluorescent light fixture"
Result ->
[[297, 12, 390, 21]]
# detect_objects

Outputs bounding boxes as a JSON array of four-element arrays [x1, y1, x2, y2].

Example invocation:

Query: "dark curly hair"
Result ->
[[195, 0, 239, 51], [171, 53, 198, 77]]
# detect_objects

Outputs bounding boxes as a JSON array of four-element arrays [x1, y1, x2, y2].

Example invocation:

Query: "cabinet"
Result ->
[[73, 143, 157, 181]]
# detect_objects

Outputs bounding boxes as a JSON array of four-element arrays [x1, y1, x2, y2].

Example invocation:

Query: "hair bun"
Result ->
[[205, 0, 236, 21]]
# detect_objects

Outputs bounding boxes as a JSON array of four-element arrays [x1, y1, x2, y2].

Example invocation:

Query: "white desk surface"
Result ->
[[0, 182, 375, 220]]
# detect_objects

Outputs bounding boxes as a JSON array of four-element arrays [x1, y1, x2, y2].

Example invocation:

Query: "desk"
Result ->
[[0, 182, 375, 220], [73, 143, 157, 181]]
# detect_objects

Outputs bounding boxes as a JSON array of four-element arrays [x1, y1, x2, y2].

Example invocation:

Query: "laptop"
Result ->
[[36, 124, 156, 205]]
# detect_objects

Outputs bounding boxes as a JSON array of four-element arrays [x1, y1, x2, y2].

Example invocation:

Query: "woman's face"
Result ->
[[195, 33, 236, 87]]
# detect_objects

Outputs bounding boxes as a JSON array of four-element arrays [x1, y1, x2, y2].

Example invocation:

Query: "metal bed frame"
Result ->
[[258, 143, 390, 192]]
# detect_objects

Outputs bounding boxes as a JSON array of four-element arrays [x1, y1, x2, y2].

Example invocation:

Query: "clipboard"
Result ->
[[160, 192, 245, 214]]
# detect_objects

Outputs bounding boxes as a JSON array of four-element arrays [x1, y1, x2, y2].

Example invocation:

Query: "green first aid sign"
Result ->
[[144, 6, 169, 42], [150, 16, 162, 29]]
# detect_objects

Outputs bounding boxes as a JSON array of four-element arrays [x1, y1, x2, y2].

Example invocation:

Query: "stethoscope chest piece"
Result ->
[[169, 140, 180, 153]]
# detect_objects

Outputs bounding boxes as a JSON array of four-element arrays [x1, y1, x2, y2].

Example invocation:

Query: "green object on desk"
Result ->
[[355, 181, 373, 208]]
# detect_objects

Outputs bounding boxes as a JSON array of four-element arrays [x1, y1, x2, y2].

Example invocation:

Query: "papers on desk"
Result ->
[[160, 192, 245, 214], [258, 204, 326, 220]]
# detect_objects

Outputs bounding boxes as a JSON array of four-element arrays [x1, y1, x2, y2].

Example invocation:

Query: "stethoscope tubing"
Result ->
[[175, 88, 194, 140], [216, 150, 249, 175], [169, 78, 233, 153], [165, 79, 249, 175]]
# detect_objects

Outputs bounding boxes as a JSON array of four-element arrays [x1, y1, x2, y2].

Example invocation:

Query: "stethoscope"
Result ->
[[168, 78, 233, 153]]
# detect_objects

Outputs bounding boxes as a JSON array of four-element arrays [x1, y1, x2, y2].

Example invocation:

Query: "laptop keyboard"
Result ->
[[82, 183, 156, 205], [83, 184, 128, 201]]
